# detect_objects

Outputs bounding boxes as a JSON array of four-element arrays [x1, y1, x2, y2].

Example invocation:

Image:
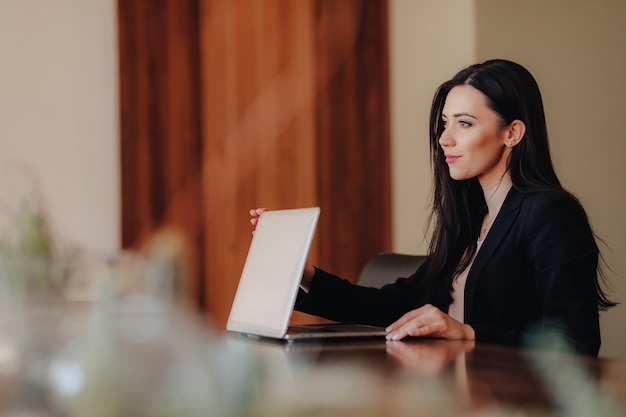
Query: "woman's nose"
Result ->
[[439, 127, 452, 148]]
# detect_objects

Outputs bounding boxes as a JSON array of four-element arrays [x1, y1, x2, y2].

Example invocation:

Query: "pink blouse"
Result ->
[[448, 240, 484, 322]]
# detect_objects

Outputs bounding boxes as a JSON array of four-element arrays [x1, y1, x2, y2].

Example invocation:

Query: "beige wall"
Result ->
[[0, 1, 120, 256], [390, 0, 626, 359], [389, 0, 476, 255]]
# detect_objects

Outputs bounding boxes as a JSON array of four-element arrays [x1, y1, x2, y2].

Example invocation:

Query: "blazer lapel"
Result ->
[[463, 187, 525, 322]]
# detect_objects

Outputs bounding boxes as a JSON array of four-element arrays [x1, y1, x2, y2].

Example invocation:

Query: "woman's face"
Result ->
[[439, 85, 511, 184]]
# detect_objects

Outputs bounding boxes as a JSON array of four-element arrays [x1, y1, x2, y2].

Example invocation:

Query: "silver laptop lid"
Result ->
[[227, 207, 320, 338]]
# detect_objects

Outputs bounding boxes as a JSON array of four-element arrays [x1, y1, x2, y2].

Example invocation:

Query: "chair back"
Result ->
[[358, 252, 426, 288]]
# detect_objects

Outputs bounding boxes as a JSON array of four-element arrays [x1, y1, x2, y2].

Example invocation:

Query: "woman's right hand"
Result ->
[[249, 208, 268, 226], [249, 207, 315, 289]]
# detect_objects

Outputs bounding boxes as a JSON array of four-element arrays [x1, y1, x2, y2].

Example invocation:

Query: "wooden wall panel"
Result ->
[[200, 0, 319, 325], [199, 0, 390, 326], [119, 0, 390, 326], [313, 0, 392, 281], [118, 0, 204, 301]]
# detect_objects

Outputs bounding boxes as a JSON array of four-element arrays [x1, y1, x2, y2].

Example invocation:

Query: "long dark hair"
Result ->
[[421, 59, 615, 311]]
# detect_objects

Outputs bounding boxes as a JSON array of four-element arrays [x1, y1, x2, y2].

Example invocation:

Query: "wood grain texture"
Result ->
[[119, 0, 390, 326], [118, 0, 204, 302]]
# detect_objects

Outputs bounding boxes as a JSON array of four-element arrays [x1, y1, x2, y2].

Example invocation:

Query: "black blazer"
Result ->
[[296, 188, 601, 356]]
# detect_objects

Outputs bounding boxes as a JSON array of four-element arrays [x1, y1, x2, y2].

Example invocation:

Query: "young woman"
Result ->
[[250, 60, 614, 356]]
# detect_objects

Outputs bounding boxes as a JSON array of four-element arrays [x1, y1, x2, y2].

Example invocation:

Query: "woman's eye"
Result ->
[[459, 120, 472, 127], [441, 120, 448, 128]]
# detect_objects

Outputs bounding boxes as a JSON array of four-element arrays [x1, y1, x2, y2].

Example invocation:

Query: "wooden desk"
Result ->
[[2, 306, 624, 416], [227, 336, 626, 416]]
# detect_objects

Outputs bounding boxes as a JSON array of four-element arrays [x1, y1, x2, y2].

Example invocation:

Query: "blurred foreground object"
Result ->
[[0, 199, 81, 305]]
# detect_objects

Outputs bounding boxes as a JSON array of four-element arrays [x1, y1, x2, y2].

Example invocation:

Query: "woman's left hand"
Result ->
[[385, 304, 475, 341]]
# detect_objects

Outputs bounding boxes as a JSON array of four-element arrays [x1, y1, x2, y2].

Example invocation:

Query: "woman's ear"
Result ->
[[503, 120, 526, 148]]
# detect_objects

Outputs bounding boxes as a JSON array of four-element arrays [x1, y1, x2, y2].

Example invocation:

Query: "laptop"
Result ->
[[226, 207, 387, 342]]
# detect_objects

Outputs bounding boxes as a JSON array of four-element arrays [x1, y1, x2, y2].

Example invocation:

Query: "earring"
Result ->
[[506, 141, 513, 147]]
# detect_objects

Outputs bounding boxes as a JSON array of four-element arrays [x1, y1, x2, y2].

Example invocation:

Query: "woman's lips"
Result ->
[[445, 155, 460, 164]]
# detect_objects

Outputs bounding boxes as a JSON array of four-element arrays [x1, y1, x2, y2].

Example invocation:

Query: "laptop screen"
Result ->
[[226, 207, 320, 338]]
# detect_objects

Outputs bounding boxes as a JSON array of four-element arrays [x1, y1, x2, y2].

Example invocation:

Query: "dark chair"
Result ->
[[358, 252, 426, 288]]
